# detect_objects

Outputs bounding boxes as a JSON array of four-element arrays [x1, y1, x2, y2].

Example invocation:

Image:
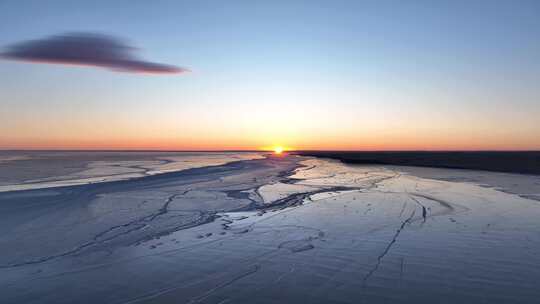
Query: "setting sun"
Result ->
[[274, 146, 284, 154]]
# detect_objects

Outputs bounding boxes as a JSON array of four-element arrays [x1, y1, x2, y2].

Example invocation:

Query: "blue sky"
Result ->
[[1, 0, 539, 150]]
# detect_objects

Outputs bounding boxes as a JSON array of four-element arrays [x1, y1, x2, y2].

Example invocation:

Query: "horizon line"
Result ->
[[1, 149, 539, 153]]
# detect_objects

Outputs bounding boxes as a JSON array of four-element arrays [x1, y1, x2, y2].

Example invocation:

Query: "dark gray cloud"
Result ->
[[1, 32, 188, 74]]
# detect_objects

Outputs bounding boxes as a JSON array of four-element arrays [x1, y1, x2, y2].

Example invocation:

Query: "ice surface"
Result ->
[[1, 154, 540, 303], [0, 151, 264, 192]]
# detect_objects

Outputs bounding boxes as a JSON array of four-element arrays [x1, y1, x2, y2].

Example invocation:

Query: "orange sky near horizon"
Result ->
[[3, 87, 539, 151], [2, 111, 539, 151], [2, 130, 539, 151]]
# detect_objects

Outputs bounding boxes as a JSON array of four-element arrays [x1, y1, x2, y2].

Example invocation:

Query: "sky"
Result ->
[[1, 0, 539, 151]]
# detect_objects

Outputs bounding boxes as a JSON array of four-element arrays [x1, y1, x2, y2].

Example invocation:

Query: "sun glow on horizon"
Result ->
[[273, 146, 284, 154]]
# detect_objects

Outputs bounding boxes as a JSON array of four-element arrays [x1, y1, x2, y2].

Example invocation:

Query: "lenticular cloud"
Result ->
[[1, 32, 188, 74]]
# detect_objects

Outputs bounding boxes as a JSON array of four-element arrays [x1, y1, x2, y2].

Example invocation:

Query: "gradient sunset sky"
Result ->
[[1, 0, 539, 150]]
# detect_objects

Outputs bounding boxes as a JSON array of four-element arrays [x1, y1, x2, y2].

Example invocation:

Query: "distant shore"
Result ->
[[294, 151, 540, 175]]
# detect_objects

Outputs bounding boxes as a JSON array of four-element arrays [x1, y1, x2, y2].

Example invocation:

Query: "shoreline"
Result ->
[[295, 151, 540, 175]]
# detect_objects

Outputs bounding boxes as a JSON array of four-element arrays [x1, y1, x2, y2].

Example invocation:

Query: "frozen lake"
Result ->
[[1, 152, 539, 303]]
